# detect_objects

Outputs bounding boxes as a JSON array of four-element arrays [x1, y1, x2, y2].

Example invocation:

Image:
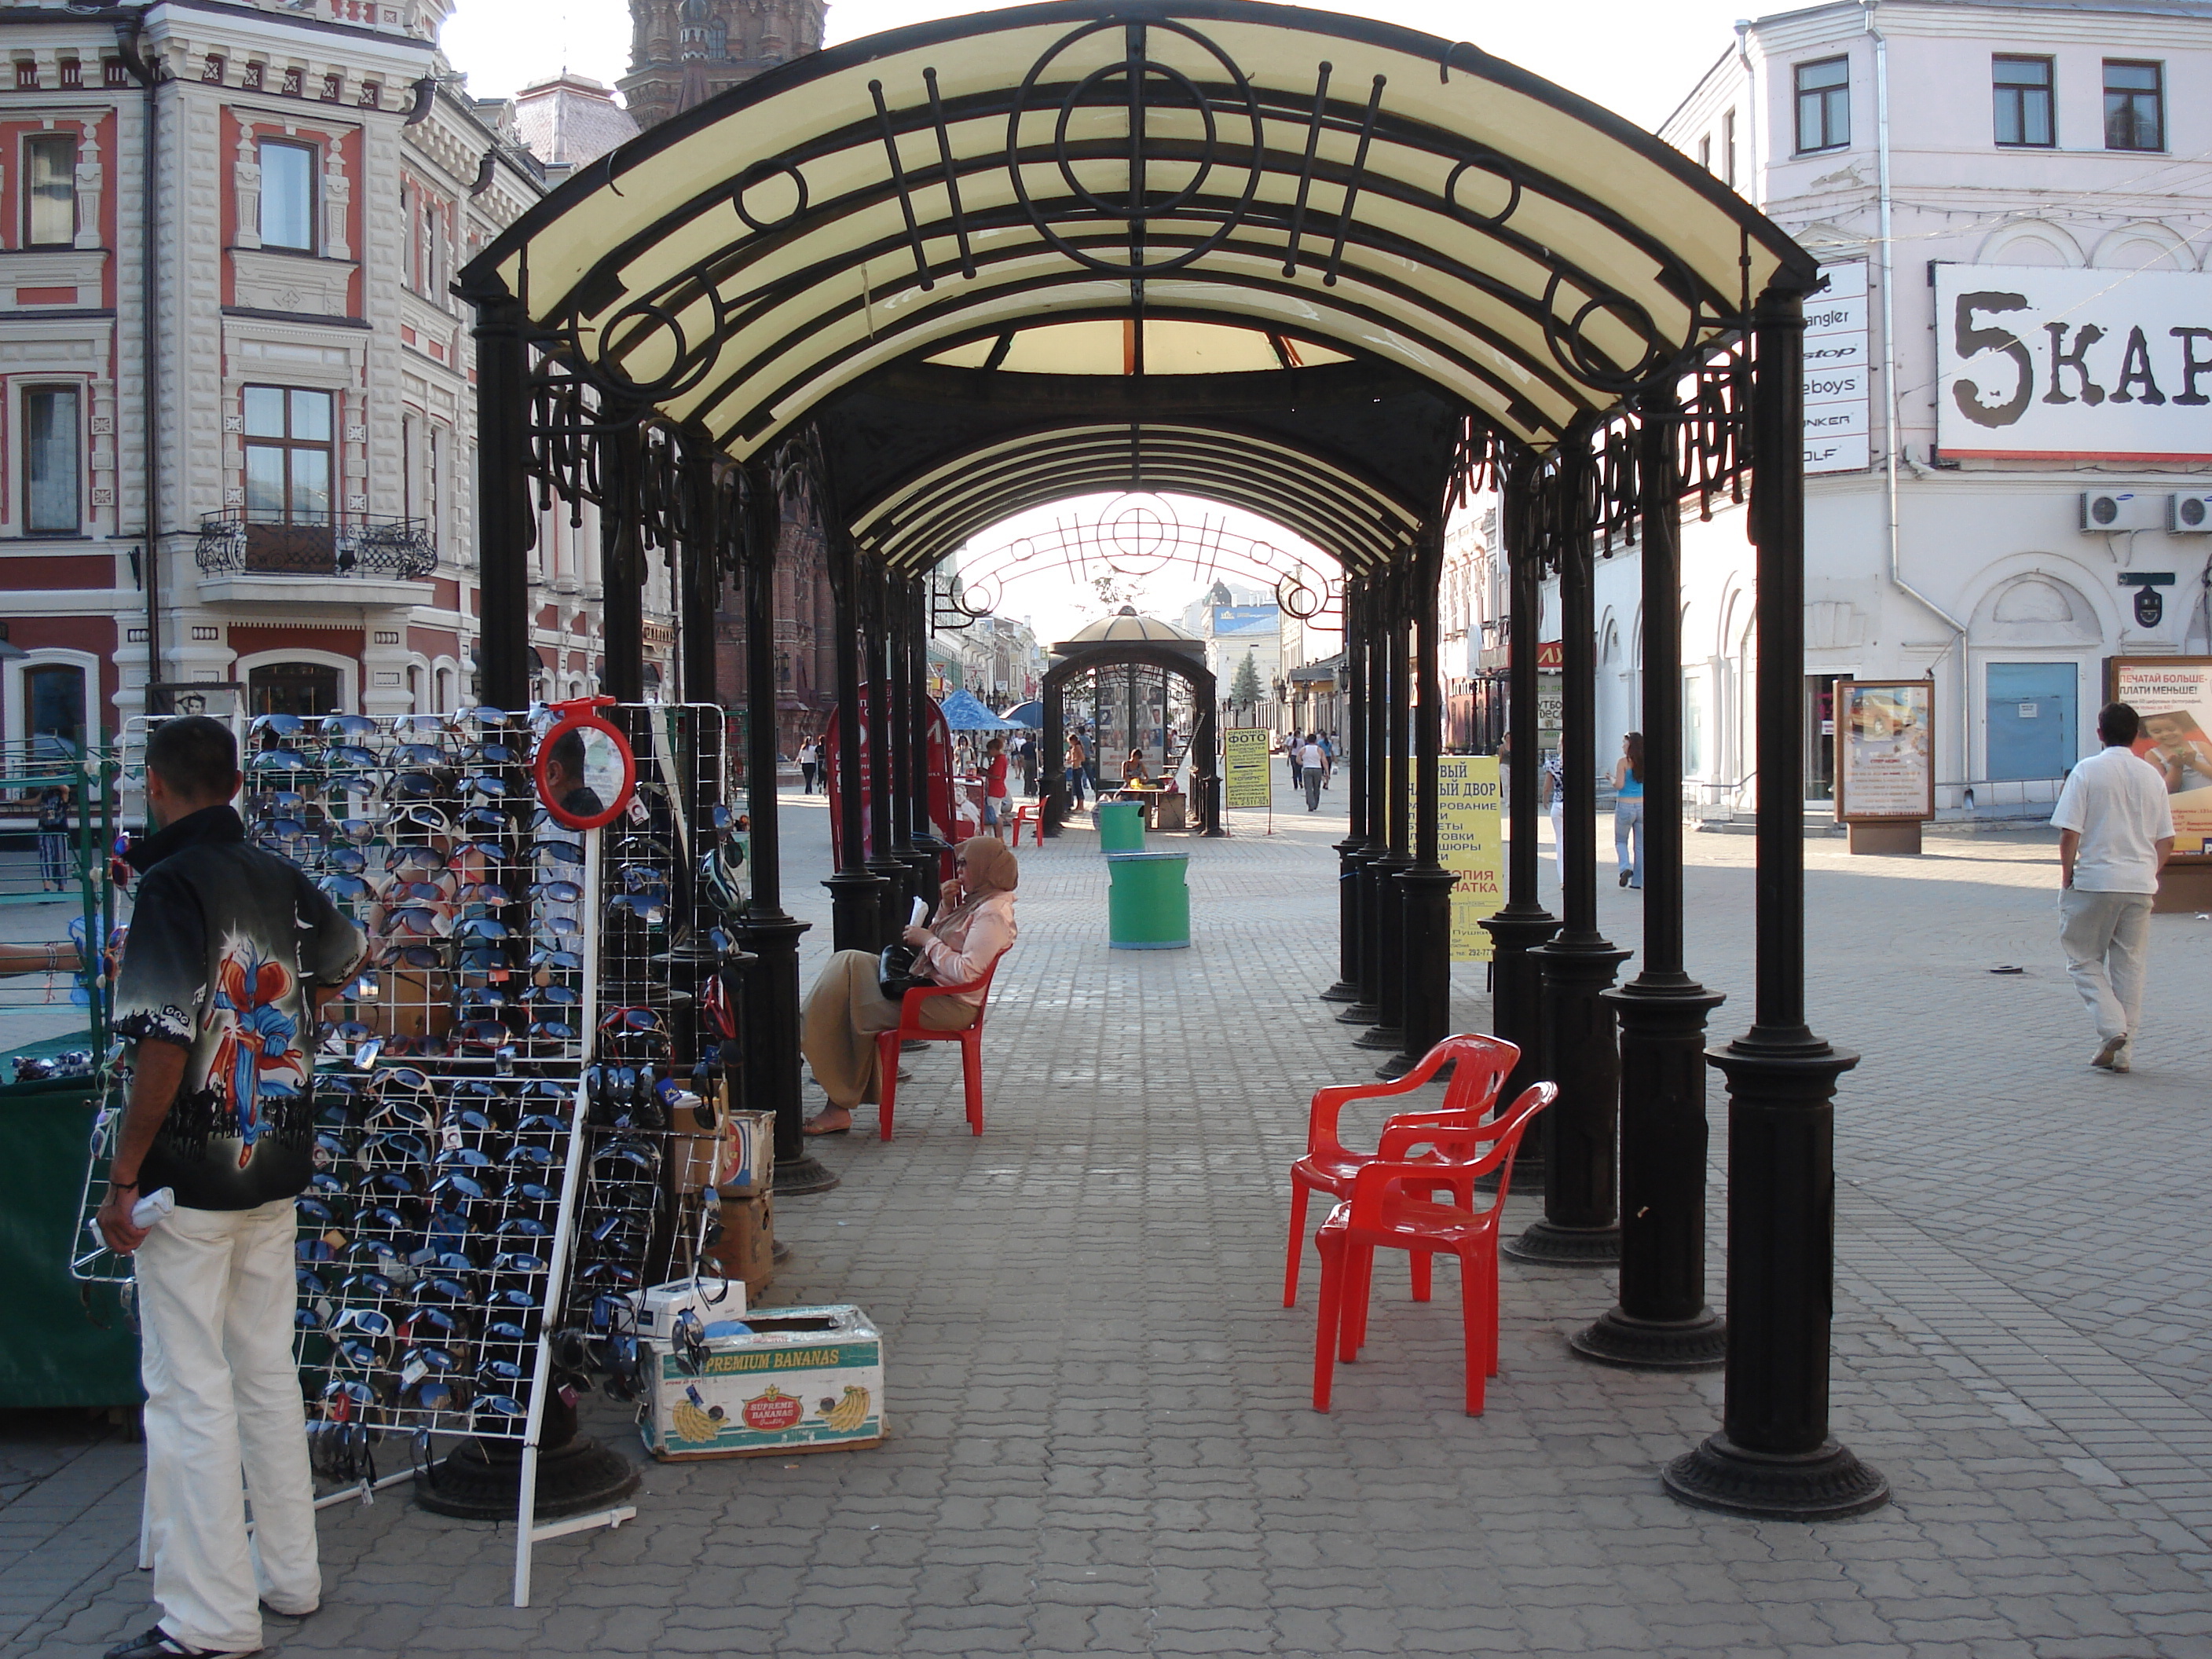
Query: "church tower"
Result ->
[[620, 0, 826, 130]]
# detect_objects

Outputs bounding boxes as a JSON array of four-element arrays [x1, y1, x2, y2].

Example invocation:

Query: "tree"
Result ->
[[1229, 650, 1263, 710]]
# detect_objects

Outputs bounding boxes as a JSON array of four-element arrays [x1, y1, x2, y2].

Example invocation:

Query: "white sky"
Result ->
[[438, 0, 1756, 642]]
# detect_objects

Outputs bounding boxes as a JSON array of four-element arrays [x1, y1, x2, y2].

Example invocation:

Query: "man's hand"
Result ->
[[2057, 828, 2079, 889], [97, 1181, 149, 1254]]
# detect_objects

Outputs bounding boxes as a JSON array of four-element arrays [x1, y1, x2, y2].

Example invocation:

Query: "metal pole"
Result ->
[[1479, 459, 1562, 1130], [1664, 288, 1885, 1518], [736, 460, 835, 1196], [1390, 529, 1458, 1077], [1356, 572, 1413, 1053], [1575, 386, 1727, 1369], [1339, 577, 1390, 1027], [1322, 575, 1369, 1002], [823, 526, 887, 949], [467, 286, 533, 710], [599, 424, 644, 703], [1507, 441, 1628, 1267], [678, 433, 720, 707], [862, 561, 910, 945], [1042, 666, 1067, 838]]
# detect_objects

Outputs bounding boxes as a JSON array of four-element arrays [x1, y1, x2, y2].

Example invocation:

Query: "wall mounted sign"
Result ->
[[1804, 259, 1870, 475], [1936, 265, 2212, 462], [1835, 679, 1935, 822], [2108, 657, 2212, 858]]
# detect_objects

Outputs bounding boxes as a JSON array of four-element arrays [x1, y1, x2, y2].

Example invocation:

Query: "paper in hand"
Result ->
[[910, 897, 928, 928]]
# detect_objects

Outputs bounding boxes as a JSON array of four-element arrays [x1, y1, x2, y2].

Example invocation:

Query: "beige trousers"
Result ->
[[802, 949, 976, 1108]]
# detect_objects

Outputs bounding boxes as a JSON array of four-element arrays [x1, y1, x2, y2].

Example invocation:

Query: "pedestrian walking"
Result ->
[[982, 737, 1011, 838], [1066, 732, 1089, 812], [2051, 701, 2173, 1075], [1319, 732, 1335, 789], [1542, 750, 1566, 882], [93, 716, 368, 1659], [1301, 734, 1325, 811], [37, 782, 71, 892], [1018, 733, 1038, 797], [798, 737, 820, 793], [1287, 735, 1304, 792], [1612, 731, 1645, 890]]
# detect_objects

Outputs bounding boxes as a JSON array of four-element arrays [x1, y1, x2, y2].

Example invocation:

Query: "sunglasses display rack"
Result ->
[[72, 705, 755, 1604]]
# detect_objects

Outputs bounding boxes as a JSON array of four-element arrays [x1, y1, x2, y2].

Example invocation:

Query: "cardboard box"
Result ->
[[632, 1274, 746, 1340], [718, 1109, 775, 1197], [707, 1193, 774, 1298], [640, 1303, 884, 1459]]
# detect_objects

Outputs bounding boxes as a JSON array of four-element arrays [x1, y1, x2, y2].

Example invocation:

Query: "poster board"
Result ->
[[1437, 756, 1504, 962], [2108, 657, 2212, 859], [1834, 679, 1935, 822], [1221, 727, 1271, 809]]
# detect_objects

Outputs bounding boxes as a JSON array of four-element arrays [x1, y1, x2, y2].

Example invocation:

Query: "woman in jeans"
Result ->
[[1612, 731, 1645, 890]]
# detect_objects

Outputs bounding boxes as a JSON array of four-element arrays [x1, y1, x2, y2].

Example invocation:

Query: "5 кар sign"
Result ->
[[1935, 265, 2212, 462]]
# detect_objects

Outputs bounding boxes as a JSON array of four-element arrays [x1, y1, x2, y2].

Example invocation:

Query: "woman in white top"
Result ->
[[800, 836, 1018, 1134]]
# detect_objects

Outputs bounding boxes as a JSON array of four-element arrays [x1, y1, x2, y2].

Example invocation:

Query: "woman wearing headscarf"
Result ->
[[800, 836, 1019, 1135]]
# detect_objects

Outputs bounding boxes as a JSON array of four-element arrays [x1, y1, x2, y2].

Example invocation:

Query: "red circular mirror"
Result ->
[[533, 698, 636, 832]]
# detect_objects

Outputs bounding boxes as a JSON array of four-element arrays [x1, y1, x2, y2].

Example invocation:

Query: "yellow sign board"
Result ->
[[1221, 727, 1271, 809], [1438, 756, 1503, 961]]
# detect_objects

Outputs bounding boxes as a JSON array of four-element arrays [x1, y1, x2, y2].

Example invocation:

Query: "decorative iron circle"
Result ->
[[1540, 270, 1670, 395], [1276, 570, 1324, 621], [1008, 18, 1267, 278], [1103, 496, 1174, 576], [591, 297, 718, 405], [1443, 156, 1522, 229], [733, 160, 809, 233]]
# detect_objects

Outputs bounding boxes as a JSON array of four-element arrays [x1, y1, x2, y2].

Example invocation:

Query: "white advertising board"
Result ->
[[1935, 265, 2212, 461], [1804, 261, 1870, 475]]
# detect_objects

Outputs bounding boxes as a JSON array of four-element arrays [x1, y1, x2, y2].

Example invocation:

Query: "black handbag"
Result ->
[[877, 943, 930, 1000]]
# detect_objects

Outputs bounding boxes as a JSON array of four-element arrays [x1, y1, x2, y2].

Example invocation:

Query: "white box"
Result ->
[[640, 1303, 884, 1459], [632, 1275, 747, 1341]]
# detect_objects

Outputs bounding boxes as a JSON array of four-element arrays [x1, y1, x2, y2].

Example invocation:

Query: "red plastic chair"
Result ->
[[1311, 1080, 1555, 1416], [1009, 802, 1045, 847], [1282, 1033, 1519, 1307], [872, 956, 1002, 1141]]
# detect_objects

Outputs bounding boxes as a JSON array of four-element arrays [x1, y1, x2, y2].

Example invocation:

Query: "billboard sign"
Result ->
[[1212, 605, 1278, 636], [1935, 265, 2212, 461], [2108, 657, 2212, 858], [1835, 679, 1934, 822], [1805, 260, 1870, 475]]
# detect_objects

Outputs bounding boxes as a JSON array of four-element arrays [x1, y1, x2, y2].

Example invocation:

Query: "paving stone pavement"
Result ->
[[7, 778, 2212, 1657]]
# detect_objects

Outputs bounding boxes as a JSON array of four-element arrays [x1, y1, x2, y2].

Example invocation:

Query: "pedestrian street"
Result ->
[[8, 779, 2212, 1657]]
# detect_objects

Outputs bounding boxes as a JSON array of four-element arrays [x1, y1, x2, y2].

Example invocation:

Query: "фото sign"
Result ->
[[1804, 260, 1870, 475], [1935, 265, 2212, 462], [1221, 725, 1271, 809]]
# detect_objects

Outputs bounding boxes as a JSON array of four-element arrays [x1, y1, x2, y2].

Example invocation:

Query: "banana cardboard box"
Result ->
[[640, 1303, 884, 1459]]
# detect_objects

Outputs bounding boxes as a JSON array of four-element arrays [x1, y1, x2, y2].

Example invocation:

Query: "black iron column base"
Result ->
[[824, 868, 888, 953], [775, 1153, 840, 1196], [1320, 980, 1362, 1002], [416, 1391, 639, 1521], [1662, 1433, 1890, 1520], [736, 908, 837, 1199], [1335, 999, 1381, 1026], [866, 855, 910, 946], [1352, 1022, 1404, 1053], [1502, 1218, 1620, 1266], [1570, 1306, 1726, 1370], [1322, 836, 1369, 1002], [1383, 866, 1460, 1077]]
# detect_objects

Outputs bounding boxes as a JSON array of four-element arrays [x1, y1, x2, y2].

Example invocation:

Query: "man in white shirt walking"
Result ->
[[1300, 734, 1325, 811], [2049, 701, 2174, 1075]]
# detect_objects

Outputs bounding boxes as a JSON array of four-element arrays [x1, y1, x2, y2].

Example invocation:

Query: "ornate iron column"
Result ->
[[1355, 570, 1413, 1054], [1507, 443, 1628, 1267], [467, 286, 533, 711], [599, 423, 645, 703], [1042, 668, 1068, 839], [1479, 457, 1561, 1140], [1664, 291, 1886, 1518], [1391, 529, 1459, 1077], [1321, 575, 1370, 1004], [862, 559, 911, 945], [896, 580, 943, 910], [677, 427, 720, 706], [1339, 577, 1391, 1027], [823, 526, 888, 949], [736, 459, 833, 1196], [1574, 386, 1726, 1368]]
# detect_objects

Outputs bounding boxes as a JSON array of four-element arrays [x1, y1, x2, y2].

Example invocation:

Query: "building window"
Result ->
[[242, 386, 333, 523], [1794, 57, 1850, 153], [24, 134, 77, 247], [26, 664, 86, 757], [248, 661, 341, 720], [1697, 135, 1711, 171], [1994, 57, 2054, 146], [258, 138, 317, 251], [2104, 60, 2163, 151], [1723, 108, 1738, 186], [23, 387, 81, 534]]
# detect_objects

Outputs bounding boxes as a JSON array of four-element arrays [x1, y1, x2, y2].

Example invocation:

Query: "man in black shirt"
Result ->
[[96, 716, 365, 1659]]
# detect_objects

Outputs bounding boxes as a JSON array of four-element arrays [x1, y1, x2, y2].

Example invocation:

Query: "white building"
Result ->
[[0, 0, 663, 752], [1549, 0, 2212, 817]]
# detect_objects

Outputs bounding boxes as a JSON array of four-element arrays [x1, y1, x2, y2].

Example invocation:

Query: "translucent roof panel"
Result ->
[[925, 320, 1353, 375]]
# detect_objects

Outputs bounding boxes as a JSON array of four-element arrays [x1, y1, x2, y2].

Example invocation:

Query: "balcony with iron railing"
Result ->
[[196, 511, 438, 582]]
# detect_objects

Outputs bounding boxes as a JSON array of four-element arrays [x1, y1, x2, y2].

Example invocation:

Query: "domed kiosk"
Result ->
[[1046, 607, 1219, 838]]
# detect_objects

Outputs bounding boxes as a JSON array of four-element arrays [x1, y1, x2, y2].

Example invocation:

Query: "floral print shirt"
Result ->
[[114, 804, 366, 1210]]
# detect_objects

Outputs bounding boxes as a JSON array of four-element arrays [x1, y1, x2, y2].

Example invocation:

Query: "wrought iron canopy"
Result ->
[[463, 0, 1815, 467]]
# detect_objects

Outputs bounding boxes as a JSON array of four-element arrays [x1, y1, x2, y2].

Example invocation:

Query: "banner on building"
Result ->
[[1805, 260, 1870, 475], [2108, 657, 2212, 858], [1437, 756, 1504, 962], [1935, 265, 2212, 461], [1221, 726, 1271, 808], [1835, 679, 1935, 822], [1211, 605, 1279, 636]]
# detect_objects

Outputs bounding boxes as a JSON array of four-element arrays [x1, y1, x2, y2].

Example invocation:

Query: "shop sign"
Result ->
[[2108, 657, 2212, 857], [1835, 679, 1934, 822], [1805, 260, 1870, 475], [1935, 265, 2212, 461], [1437, 756, 1503, 961], [1221, 725, 1271, 808]]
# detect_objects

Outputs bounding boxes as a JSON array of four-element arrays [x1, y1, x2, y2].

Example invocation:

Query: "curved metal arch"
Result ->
[[467, 0, 1815, 466]]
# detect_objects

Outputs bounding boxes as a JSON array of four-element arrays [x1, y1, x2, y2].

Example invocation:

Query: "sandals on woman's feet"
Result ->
[[803, 1111, 851, 1137]]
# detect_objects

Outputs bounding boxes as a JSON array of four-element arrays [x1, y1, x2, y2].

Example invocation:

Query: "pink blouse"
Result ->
[[918, 891, 1016, 1007]]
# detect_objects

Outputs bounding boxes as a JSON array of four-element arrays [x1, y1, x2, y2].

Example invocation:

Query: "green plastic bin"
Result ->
[[1106, 851, 1190, 950], [1096, 800, 1147, 852]]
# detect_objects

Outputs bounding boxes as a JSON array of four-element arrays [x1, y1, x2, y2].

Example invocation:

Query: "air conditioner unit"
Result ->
[[2080, 491, 2159, 532], [2170, 493, 2212, 533]]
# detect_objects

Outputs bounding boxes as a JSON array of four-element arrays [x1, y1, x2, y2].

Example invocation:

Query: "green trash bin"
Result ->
[[1107, 851, 1190, 950], [1096, 799, 1146, 852]]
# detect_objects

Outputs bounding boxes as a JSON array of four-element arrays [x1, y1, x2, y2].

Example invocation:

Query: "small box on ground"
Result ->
[[708, 1192, 775, 1297], [632, 1274, 747, 1340], [640, 1303, 884, 1459], [718, 1109, 775, 1197]]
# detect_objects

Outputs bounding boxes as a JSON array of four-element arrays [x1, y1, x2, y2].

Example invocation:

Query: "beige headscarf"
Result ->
[[955, 835, 1017, 899]]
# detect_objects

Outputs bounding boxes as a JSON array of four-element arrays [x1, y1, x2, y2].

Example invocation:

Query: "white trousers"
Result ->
[[2057, 888, 2153, 1046], [136, 1197, 319, 1652]]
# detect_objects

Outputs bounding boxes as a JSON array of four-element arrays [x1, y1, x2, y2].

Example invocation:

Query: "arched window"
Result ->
[[26, 662, 86, 757], [248, 661, 342, 718]]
